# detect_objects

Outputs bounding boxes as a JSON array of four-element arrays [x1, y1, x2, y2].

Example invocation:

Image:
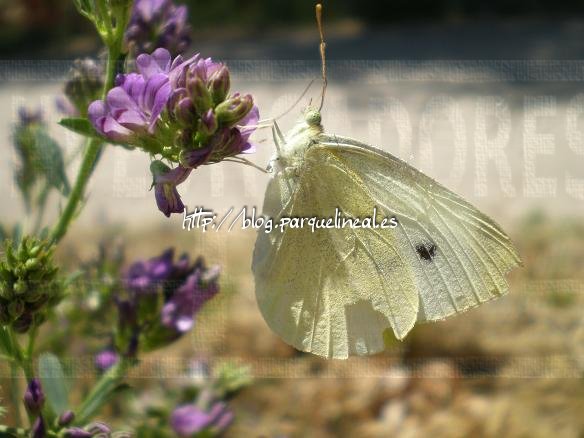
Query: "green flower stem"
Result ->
[[26, 325, 38, 360], [49, 137, 102, 243], [50, 42, 122, 244], [75, 358, 130, 425], [9, 363, 23, 428], [7, 328, 35, 426]]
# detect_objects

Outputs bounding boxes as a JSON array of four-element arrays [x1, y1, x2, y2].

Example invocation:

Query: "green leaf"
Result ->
[[39, 353, 70, 415], [76, 376, 129, 424], [59, 117, 100, 139], [59, 117, 134, 150]]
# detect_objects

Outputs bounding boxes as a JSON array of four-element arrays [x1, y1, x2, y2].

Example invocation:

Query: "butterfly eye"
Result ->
[[304, 108, 322, 126]]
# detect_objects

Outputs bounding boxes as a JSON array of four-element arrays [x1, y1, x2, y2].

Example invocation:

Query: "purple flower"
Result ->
[[171, 402, 233, 437], [125, 247, 175, 292], [88, 49, 172, 144], [114, 249, 220, 354], [161, 263, 220, 333], [125, 0, 192, 57], [24, 378, 44, 414], [95, 349, 119, 371], [150, 160, 192, 217]]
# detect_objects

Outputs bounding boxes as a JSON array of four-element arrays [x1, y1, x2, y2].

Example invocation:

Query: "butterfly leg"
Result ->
[[272, 120, 286, 153], [268, 120, 287, 172]]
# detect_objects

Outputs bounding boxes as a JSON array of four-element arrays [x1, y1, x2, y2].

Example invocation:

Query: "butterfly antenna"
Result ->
[[316, 3, 327, 112], [273, 79, 315, 120]]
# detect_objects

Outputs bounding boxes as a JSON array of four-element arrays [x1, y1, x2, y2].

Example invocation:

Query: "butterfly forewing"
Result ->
[[316, 134, 522, 323]]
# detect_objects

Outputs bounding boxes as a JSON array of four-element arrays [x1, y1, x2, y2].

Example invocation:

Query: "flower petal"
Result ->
[[116, 109, 148, 131], [171, 405, 212, 437], [106, 87, 140, 113], [103, 116, 134, 142], [154, 165, 192, 185], [88, 100, 107, 134], [150, 81, 172, 124], [151, 47, 172, 72], [137, 48, 172, 79], [154, 182, 185, 217]]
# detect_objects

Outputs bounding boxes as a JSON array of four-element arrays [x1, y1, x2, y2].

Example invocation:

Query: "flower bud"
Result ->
[[208, 65, 230, 105], [198, 109, 218, 137], [0, 237, 62, 333], [64, 428, 92, 438], [24, 258, 39, 271], [175, 129, 194, 149], [179, 146, 213, 168], [95, 350, 119, 372], [8, 300, 24, 319], [13, 279, 26, 295], [86, 422, 111, 434], [215, 94, 253, 127], [13, 312, 34, 333], [58, 410, 75, 427], [175, 97, 196, 126], [0, 305, 11, 325], [24, 378, 44, 414], [63, 59, 103, 117], [187, 74, 213, 115], [208, 128, 246, 159], [31, 416, 45, 438]]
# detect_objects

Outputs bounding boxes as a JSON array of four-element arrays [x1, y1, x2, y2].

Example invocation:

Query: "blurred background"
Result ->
[[5, 0, 584, 59], [1, 0, 584, 437]]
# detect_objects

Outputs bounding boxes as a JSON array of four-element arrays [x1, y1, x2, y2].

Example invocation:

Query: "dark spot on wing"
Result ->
[[416, 242, 437, 262]]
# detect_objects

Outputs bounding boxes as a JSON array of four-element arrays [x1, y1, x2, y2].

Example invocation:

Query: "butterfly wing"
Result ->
[[316, 134, 522, 323], [252, 146, 420, 359]]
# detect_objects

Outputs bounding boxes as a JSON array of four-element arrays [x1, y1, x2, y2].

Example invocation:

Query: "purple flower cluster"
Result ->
[[125, 0, 191, 57], [88, 48, 259, 217], [112, 248, 220, 355], [171, 402, 233, 437], [18, 107, 44, 126]]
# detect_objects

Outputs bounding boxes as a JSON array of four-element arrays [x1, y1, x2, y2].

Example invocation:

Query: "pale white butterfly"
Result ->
[[252, 4, 521, 359]]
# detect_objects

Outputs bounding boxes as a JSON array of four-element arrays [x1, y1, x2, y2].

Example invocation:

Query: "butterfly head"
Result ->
[[303, 106, 322, 127]]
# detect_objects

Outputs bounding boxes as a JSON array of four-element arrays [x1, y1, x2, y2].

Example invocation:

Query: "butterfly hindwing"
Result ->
[[252, 148, 419, 359]]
